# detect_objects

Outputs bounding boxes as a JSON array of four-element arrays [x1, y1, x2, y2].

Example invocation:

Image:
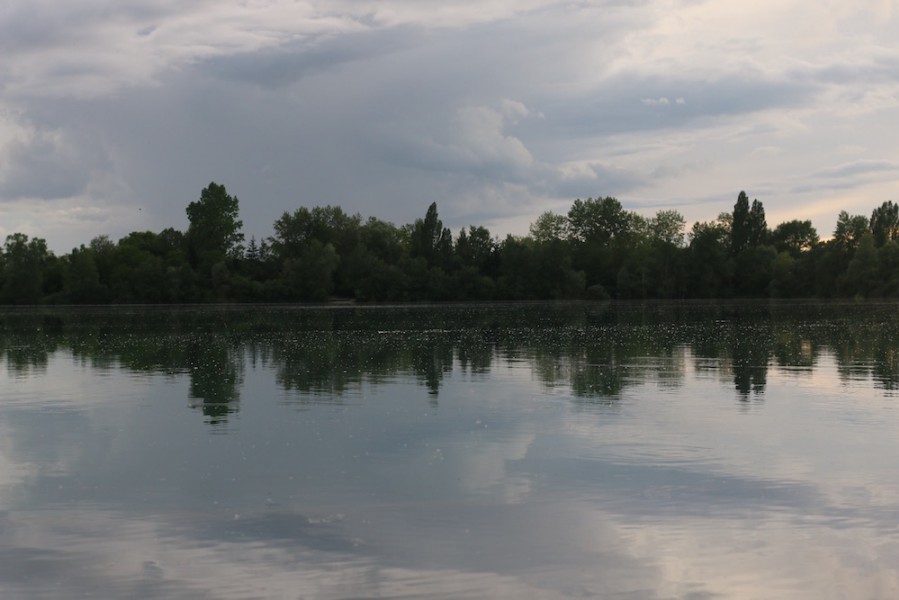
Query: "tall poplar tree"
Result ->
[[186, 182, 244, 270], [410, 202, 451, 268], [731, 191, 750, 255], [747, 199, 767, 247], [870, 200, 899, 247]]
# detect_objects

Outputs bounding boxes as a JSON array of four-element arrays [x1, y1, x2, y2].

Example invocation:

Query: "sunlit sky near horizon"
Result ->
[[1, 0, 897, 252]]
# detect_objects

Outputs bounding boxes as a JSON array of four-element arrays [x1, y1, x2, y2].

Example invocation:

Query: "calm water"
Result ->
[[1, 302, 898, 599]]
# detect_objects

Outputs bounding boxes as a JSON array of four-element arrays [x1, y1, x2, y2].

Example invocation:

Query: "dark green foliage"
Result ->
[[770, 220, 819, 257], [844, 233, 879, 297], [688, 220, 733, 298], [5, 184, 899, 304], [496, 235, 585, 300], [529, 211, 568, 243], [281, 240, 340, 302], [365, 218, 405, 261], [734, 245, 777, 297], [646, 239, 687, 299], [271, 205, 359, 260], [455, 226, 497, 275], [748, 199, 768, 247], [41, 254, 66, 300], [64, 246, 104, 303], [270, 205, 362, 297], [410, 202, 452, 268], [348, 252, 409, 302], [567, 197, 632, 244], [877, 241, 899, 296], [648, 209, 687, 247], [769, 252, 797, 298], [2, 234, 49, 304], [870, 201, 899, 247], [731, 191, 751, 255], [833, 211, 870, 249], [186, 182, 244, 271], [731, 192, 768, 253]]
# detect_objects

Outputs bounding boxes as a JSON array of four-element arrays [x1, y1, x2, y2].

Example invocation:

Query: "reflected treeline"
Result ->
[[2, 302, 899, 423]]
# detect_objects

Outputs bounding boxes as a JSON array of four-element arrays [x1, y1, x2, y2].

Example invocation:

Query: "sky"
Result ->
[[1, 0, 898, 252]]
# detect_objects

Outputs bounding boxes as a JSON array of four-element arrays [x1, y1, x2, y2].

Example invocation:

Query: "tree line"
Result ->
[[1, 182, 898, 304]]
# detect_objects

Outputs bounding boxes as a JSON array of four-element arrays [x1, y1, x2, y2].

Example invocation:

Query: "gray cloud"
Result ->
[[1, 1, 898, 249], [789, 160, 899, 195], [802, 55, 899, 86], [543, 71, 817, 139], [0, 125, 111, 201], [204, 26, 421, 89], [815, 159, 899, 179]]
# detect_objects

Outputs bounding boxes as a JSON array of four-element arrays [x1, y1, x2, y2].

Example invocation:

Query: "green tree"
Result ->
[[833, 211, 870, 250], [567, 197, 632, 244], [877, 240, 899, 296], [870, 200, 899, 247], [238, 236, 268, 294], [41, 253, 65, 300], [270, 205, 361, 297], [688, 220, 732, 297], [64, 246, 104, 303], [731, 191, 751, 255], [186, 182, 244, 270], [410, 202, 452, 268], [496, 235, 583, 300], [809, 241, 847, 298], [109, 239, 167, 303], [770, 220, 819, 257], [644, 211, 688, 298], [734, 245, 776, 297], [2, 233, 50, 304], [271, 206, 360, 260], [748, 199, 768, 246], [245, 237, 260, 262], [844, 232, 879, 297], [282, 240, 340, 301], [769, 251, 798, 298], [529, 211, 568, 243], [89, 235, 116, 290], [343, 217, 410, 301], [347, 251, 409, 301], [648, 209, 686, 247], [455, 226, 495, 273], [360, 217, 406, 264]]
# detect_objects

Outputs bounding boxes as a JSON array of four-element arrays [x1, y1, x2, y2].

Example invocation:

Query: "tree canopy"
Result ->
[[186, 182, 244, 268], [2, 183, 898, 304]]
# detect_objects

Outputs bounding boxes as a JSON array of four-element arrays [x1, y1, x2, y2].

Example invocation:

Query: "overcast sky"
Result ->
[[1, 0, 898, 252]]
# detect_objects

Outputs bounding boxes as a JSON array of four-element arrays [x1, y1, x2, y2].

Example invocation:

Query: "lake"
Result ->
[[1, 301, 898, 599]]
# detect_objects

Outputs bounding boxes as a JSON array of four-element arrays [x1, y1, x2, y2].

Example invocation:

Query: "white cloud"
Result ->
[[0, 0, 898, 247], [452, 104, 536, 171], [3, 333, 899, 597]]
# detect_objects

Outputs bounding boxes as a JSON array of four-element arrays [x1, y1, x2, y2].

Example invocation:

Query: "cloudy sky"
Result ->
[[1, 0, 898, 252]]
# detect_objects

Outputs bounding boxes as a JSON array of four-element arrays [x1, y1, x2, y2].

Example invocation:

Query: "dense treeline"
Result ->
[[1, 182, 898, 304]]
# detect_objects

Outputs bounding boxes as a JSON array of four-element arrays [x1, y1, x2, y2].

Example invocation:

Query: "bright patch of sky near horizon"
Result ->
[[0, 0, 897, 251]]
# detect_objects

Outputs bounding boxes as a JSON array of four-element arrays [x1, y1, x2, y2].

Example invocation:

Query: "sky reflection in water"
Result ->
[[1, 302, 898, 599]]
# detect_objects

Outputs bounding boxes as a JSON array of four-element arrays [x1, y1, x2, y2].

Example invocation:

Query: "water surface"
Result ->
[[1, 302, 898, 599]]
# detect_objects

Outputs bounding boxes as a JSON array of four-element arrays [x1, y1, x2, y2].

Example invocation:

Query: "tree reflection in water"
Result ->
[[2, 302, 899, 425], [186, 336, 243, 425]]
